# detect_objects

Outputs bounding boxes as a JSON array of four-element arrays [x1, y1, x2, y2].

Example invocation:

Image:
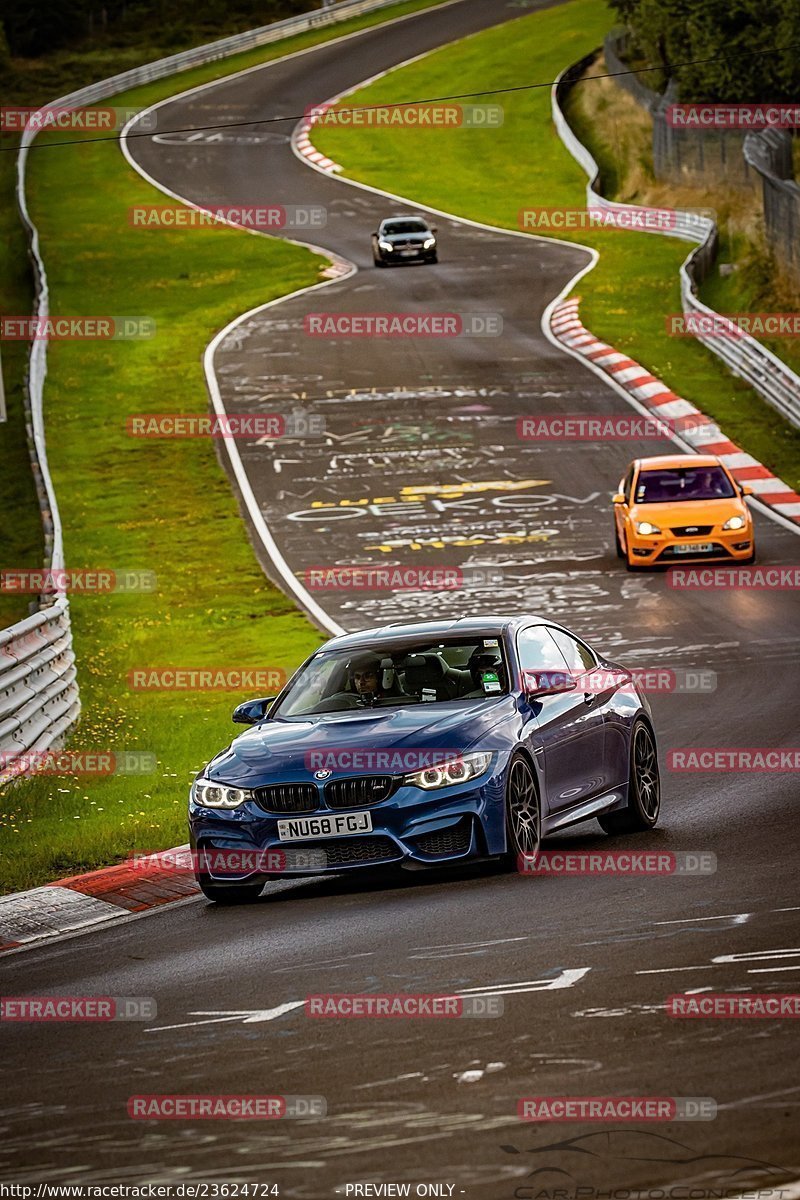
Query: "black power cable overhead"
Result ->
[[3, 39, 799, 153]]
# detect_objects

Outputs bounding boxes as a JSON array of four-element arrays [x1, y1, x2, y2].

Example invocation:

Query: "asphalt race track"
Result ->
[[2, 1, 799, 1196]]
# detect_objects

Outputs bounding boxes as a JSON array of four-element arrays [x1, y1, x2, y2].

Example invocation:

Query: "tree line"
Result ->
[[1, 0, 313, 57], [609, 0, 799, 102]]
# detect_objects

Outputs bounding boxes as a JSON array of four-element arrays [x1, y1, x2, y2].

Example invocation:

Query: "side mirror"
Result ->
[[232, 697, 275, 725], [372, 231, 379, 237], [522, 670, 577, 699], [740, 484, 753, 496], [612, 493, 626, 505], [430, 226, 438, 234]]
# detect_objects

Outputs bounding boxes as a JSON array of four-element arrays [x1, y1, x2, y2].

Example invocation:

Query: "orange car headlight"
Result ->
[[722, 515, 747, 531]]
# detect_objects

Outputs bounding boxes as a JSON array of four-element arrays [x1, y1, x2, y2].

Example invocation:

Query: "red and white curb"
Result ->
[[0, 845, 198, 953], [550, 298, 800, 524], [294, 103, 342, 174]]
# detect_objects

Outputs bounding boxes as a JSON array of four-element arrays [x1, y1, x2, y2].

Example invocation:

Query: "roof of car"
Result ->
[[322, 616, 530, 650], [635, 454, 722, 469]]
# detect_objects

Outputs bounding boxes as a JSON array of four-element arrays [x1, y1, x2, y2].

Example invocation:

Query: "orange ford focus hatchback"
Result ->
[[613, 454, 755, 570]]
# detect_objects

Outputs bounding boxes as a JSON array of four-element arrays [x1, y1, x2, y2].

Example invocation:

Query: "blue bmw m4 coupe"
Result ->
[[188, 616, 661, 902]]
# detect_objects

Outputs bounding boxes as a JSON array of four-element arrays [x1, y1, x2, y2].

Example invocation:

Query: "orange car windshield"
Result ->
[[635, 467, 736, 504]]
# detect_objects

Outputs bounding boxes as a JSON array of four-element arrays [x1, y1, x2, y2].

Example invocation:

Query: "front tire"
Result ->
[[599, 719, 660, 834], [614, 524, 625, 559], [504, 753, 541, 869]]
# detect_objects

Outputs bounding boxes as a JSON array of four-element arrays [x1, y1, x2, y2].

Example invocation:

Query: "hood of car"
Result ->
[[204, 698, 512, 787], [629, 497, 747, 526], [383, 231, 431, 243]]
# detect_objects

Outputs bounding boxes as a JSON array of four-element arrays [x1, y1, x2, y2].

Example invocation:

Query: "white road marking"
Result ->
[[653, 913, 752, 925], [716, 1085, 800, 1110], [637, 946, 800, 976], [411, 937, 527, 951], [456, 968, 591, 996], [146, 1000, 305, 1033], [146, 970, 591, 1032], [713, 949, 800, 963], [748, 966, 800, 973]]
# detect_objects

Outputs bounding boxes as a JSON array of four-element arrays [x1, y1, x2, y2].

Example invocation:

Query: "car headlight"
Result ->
[[635, 520, 661, 535], [192, 776, 251, 809], [404, 751, 492, 790], [378, 240, 394, 252], [423, 237, 436, 249], [722, 514, 747, 531]]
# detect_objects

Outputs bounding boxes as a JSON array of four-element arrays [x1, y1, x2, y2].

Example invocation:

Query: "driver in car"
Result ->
[[348, 653, 390, 702]]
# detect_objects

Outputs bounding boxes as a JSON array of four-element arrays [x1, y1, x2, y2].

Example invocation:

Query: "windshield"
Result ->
[[383, 220, 428, 234], [274, 637, 509, 717], [635, 466, 735, 504]]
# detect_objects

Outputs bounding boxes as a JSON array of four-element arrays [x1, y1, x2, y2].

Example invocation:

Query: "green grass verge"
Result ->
[[313, 0, 800, 492], [0, 0, 451, 895]]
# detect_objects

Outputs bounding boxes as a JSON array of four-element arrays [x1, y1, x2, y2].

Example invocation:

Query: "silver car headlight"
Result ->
[[405, 751, 492, 791], [378, 239, 394, 252], [423, 237, 436, 249], [635, 520, 661, 535], [192, 776, 252, 809], [722, 514, 747, 531]]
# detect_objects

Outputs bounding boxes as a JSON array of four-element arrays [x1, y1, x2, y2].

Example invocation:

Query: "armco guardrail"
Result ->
[[7, 0, 424, 777], [0, 600, 79, 781], [552, 56, 800, 432]]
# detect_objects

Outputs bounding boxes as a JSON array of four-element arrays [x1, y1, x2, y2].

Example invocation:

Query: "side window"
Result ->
[[549, 628, 597, 672], [623, 465, 635, 504], [517, 626, 571, 673]]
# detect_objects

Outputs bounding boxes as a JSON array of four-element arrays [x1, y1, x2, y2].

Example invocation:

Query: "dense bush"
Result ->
[[609, 0, 800, 101]]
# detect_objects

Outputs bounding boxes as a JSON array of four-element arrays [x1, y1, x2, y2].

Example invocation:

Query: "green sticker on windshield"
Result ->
[[482, 670, 501, 693]]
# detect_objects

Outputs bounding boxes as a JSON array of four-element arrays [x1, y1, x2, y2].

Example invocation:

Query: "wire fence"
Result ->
[[552, 54, 800, 432]]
